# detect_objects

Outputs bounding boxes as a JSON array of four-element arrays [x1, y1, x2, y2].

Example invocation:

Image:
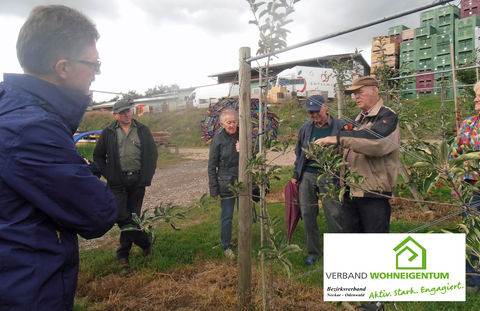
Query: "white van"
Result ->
[[188, 83, 239, 108]]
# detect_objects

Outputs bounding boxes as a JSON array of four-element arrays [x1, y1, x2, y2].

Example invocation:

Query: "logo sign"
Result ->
[[393, 236, 426, 270], [323, 234, 465, 301]]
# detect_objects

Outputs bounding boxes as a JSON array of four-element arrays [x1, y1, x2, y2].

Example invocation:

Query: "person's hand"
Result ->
[[451, 189, 460, 199], [315, 136, 337, 146], [291, 178, 298, 185], [236, 141, 240, 152], [83, 157, 91, 165]]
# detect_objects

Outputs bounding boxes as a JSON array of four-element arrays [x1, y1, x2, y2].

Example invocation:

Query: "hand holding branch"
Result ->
[[314, 136, 337, 146]]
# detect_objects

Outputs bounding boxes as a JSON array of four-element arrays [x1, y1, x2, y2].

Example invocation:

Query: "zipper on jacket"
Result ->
[[56, 230, 62, 244]]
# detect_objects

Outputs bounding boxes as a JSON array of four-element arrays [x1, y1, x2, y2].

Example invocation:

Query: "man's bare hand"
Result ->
[[291, 178, 298, 185], [314, 136, 337, 145]]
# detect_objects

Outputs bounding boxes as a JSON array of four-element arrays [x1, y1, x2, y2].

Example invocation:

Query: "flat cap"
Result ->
[[344, 76, 378, 94], [112, 99, 133, 113]]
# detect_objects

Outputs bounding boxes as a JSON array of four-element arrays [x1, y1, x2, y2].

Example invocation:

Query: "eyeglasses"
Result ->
[[73, 59, 101, 72]]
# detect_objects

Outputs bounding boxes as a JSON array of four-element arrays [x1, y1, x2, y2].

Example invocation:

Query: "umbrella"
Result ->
[[200, 97, 279, 144], [285, 180, 300, 244]]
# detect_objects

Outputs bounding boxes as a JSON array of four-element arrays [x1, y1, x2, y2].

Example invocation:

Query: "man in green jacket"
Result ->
[[94, 99, 158, 268]]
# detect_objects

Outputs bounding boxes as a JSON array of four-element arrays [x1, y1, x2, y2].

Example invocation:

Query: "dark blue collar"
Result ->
[[2, 73, 91, 133]]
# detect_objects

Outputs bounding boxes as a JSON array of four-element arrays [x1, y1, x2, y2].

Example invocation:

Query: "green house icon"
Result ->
[[393, 236, 426, 270]]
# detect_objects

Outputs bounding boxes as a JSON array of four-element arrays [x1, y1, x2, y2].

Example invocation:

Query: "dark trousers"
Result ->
[[342, 194, 391, 233], [467, 191, 480, 286], [110, 174, 149, 259], [299, 172, 343, 260]]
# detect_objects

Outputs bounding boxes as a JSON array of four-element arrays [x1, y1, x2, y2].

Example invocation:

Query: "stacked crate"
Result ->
[[420, 9, 437, 28], [461, 0, 480, 18], [434, 6, 458, 97], [416, 70, 435, 95], [371, 36, 399, 73], [436, 5, 459, 34], [455, 15, 480, 65], [399, 40, 417, 99], [402, 28, 415, 41]]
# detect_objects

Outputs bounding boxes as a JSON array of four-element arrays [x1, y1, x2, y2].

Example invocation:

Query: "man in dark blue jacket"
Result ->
[[292, 95, 344, 265], [0, 5, 117, 311]]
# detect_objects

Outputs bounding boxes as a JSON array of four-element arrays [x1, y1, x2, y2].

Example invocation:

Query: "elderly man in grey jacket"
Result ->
[[208, 109, 239, 259]]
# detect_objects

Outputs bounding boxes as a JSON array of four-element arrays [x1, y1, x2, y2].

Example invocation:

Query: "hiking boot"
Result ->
[[224, 248, 235, 259], [467, 285, 480, 294], [143, 244, 153, 258], [118, 257, 130, 269]]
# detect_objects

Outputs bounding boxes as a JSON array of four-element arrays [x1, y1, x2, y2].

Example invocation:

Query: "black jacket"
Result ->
[[208, 129, 239, 198], [94, 119, 158, 187]]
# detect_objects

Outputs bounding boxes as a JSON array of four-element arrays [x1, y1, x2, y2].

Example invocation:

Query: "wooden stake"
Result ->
[[238, 46, 252, 310]]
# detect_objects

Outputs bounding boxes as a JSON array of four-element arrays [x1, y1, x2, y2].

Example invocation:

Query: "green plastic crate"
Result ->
[[415, 25, 437, 37], [455, 38, 475, 53], [455, 15, 480, 29], [420, 10, 437, 28], [416, 47, 435, 60], [436, 24, 454, 35], [400, 41, 416, 53], [400, 51, 416, 62], [434, 54, 452, 67], [388, 25, 409, 36], [455, 26, 476, 41], [456, 50, 476, 65], [416, 36, 434, 49], [417, 58, 434, 70], [435, 6, 460, 27]]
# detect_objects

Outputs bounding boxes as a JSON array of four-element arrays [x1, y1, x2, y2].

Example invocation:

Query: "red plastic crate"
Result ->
[[461, 0, 480, 18], [416, 71, 435, 93], [462, 7, 480, 18]]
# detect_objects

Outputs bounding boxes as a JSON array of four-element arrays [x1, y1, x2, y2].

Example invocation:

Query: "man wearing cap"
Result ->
[[94, 99, 158, 269], [292, 95, 344, 265], [315, 76, 400, 233]]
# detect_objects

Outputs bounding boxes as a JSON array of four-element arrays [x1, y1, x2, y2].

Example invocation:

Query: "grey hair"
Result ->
[[474, 81, 480, 94], [219, 109, 238, 123], [16, 5, 99, 74]]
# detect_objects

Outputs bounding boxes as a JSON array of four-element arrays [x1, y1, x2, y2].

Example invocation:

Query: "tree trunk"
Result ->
[[335, 83, 345, 119]]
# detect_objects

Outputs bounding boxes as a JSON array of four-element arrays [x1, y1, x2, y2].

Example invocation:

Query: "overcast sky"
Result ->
[[0, 0, 462, 101]]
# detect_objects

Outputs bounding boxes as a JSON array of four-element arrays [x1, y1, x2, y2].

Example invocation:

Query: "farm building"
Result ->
[[208, 53, 370, 85], [90, 87, 195, 114]]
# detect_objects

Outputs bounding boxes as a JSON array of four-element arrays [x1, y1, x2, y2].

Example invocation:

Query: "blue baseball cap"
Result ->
[[305, 95, 325, 112]]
